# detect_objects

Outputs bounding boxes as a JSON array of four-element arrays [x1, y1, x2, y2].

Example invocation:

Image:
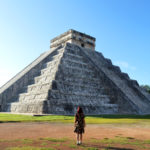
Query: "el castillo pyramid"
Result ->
[[0, 29, 150, 115]]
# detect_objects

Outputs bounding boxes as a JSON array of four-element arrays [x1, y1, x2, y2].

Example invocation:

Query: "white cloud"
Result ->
[[113, 61, 136, 71]]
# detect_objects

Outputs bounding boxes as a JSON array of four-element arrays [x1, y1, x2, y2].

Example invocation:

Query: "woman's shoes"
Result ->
[[79, 141, 82, 144], [77, 141, 82, 145]]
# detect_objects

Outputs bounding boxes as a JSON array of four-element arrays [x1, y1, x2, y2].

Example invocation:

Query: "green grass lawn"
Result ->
[[0, 113, 150, 124], [1, 136, 150, 150]]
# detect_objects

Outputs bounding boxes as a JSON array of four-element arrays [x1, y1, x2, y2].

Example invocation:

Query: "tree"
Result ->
[[141, 85, 150, 94]]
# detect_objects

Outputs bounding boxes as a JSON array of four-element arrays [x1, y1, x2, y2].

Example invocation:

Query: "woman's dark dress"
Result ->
[[74, 113, 85, 134]]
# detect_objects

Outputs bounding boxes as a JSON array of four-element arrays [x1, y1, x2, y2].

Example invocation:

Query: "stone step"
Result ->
[[34, 75, 55, 84], [42, 48, 64, 68], [48, 98, 118, 108], [58, 86, 104, 94], [46, 60, 60, 68], [42, 60, 59, 70], [66, 46, 81, 56], [62, 57, 88, 66], [46, 101, 118, 114], [56, 76, 101, 84], [49, 90, 110, 100], [45, 52, 63, 67], [51, 50, 64, 59], [56, 75, 101, 84], [50, 47, 64, 57], [48, 96, 111, 105], [19, 90, 48, 97], [59, 65, 95, 74], [56, 73, 100, 83], [61, 58, 92, 70], [40, 67, 57, 76], [57, 83, 105, 94], [27, 89, 49, 95], [5, 101, 45, 113], [57, 66, 98, 79], [19, 97, 47, 102], [41, 54, 63, 75], [34, 74, 54, 84], [57, 80, 103, 89], [27, 82, 51, 93], [19, 92, 48, 102], [10, 89, 48, 103], [63, 52, 84, 62], [8, 99, 46, 105]]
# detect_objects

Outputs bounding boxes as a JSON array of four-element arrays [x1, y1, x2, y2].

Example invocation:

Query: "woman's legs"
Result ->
[[76, 133, 79, 144], [76, 133, 83, 144], [79, 133, 82, 144]]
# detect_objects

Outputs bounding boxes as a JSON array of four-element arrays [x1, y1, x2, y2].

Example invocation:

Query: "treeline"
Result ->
[[141, 85, 150, 94]]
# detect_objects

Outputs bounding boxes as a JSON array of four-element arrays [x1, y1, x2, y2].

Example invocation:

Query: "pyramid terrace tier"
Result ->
[[48, 99, 118, 109], [60, 69, 98, 78], [55, 82, 106, 94], [45, 101, 118, 115], [63, 52, 85, 62], [61, 58, 93, 70], [56, 80, 104, 89], [18, 91, 48, 102], [48, 96, 111, 105], [4, 101, 46, 113], [48, 89, 112, 100], [34, 74, 55, 84]]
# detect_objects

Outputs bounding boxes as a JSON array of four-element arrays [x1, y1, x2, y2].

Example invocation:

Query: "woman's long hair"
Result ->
[[76, 106, 84, 115]]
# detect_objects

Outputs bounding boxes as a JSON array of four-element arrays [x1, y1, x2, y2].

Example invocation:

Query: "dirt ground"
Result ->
[[0, 122, 150, 150], [0, 122, 150, 140]]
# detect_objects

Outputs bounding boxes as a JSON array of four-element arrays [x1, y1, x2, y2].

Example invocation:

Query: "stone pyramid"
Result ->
[[0, 29, 150, 115]]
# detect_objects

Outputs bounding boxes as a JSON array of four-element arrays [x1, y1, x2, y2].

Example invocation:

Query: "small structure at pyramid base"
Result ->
[[0, 29, 150, 115]]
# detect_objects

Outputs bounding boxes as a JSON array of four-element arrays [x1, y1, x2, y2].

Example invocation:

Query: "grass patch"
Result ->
[[1, 114, 150, 124], [0, 139, 8, 142], [91, 136, 150, 149], [21, 139, 33, 144], [51, 143, 60, 147], [100, 137, 129, 145], [1, 137, 150, 150], [0, 139, 21, 143], [0, 114, 74, 123], [91, 137, 129, 145], [68, 144, 78, 148], [40, 142, 48, 146]]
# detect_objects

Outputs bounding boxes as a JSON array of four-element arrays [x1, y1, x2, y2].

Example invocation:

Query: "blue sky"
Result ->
[[0, 0, 150, 87]]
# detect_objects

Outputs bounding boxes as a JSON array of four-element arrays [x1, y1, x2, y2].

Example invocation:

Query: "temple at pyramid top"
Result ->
[[50, 29, 96, 50]]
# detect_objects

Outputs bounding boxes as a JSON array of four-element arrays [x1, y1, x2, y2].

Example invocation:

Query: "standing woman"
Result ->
[[74, 106, 86, 145]]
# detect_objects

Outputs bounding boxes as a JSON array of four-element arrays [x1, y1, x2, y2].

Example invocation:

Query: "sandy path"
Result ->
[[0, 122, 150, 140]]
